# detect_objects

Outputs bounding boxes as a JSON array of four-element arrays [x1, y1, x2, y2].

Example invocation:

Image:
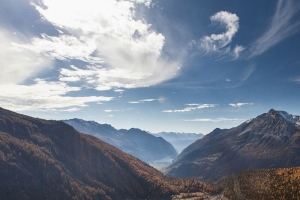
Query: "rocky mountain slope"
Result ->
[[165, 109, 300, 183], [0, 108, 220, 199], [155, 132, 204, 153], [63, 118, 178, 163]]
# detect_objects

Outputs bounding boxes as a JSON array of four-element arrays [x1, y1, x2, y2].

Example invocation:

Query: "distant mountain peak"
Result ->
[[166, 109, 300, 182], [154, 132, 204, 154], [63, 119, 178, 163], [268, 108, 277, 115]]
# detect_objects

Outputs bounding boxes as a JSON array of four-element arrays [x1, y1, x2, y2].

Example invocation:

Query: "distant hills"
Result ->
[[63, 118, 178, 164], [219, 166, 300, 200], [154, 132, 204, 153], [0, 107, 220, 199], [165, 109, 300, 183]]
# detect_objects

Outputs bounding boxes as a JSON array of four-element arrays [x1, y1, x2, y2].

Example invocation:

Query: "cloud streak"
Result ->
[[229, 102, 253, 108], [0, 79, 113, 111], [104, 110, 121, 112], [183, 118, 245, 122], [128, 98, 160, 104], [163, 104, 217, 113], [249, 0, 300, 57], [291, 77, 300, 82], [139, 99, 158, 102]]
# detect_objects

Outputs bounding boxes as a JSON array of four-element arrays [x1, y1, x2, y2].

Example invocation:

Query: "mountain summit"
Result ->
[[165, 109, 300, 183]]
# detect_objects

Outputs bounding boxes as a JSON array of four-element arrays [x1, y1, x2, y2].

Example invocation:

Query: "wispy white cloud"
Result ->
[[20, 0, 181, 91], [139, 99, 157, 102], [162, 104, 217, 113], [200, 11, 239, 50], [0, 79, 113, 111], [0, 0, 182, 111], [163, 108, 195, 113], [198, 11, 244, 59], [128, 98, 160, 104], [241, 65, 256, 82], [290, 77, 300, 82], [104, 110, 121, 112], [16, 34, 102, 64], [229, 102, 253, 108], [129, 0, 152, 7], [0, 30, 52, 84], [128, 101, 141, 104], [249, 0, 300, 57], [62, 107, 80, 112], [114, 89, 125, 93], [183, 118, 245, 122], [232, 45, 245, 59]]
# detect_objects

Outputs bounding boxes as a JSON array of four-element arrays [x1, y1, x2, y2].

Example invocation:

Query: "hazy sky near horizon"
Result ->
[[0, 0, 300, 134]]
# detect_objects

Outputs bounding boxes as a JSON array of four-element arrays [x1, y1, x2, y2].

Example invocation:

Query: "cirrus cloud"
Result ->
[[162, 104, 217, 113], [128, 98, 160, 104], [229, 102, 253, 108], [249, 0, 300, 57], [183, 118, 245, 122]]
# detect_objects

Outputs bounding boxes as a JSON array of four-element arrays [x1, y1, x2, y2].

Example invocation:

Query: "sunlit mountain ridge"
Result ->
[[166, 109, 300, 183]]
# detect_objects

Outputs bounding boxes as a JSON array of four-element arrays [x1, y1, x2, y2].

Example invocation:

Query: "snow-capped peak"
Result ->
[[277, 110, 300, 125]]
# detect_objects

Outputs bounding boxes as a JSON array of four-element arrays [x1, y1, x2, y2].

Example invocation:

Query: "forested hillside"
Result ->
[[219, 166, 300, 200], [0, 107, 220, 200]]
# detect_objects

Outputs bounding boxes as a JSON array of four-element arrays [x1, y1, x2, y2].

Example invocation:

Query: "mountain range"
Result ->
[[154, 132, 204, 153], [165, 109, 300, 183], [63, 118, 178, 164], [0, 107, 220, 199], [2, 107, 300, 199]]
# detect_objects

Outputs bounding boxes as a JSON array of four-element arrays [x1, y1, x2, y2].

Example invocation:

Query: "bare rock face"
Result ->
[[165, 109, 300, 183]]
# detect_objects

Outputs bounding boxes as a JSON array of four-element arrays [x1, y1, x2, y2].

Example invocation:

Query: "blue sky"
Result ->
[[0, 0, 300, 134]]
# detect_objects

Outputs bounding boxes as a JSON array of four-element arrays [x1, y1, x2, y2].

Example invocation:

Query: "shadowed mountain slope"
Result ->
[[63, 119, 178, 163], [0, 108, 219, 200], [165, 109, 300, 183]]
